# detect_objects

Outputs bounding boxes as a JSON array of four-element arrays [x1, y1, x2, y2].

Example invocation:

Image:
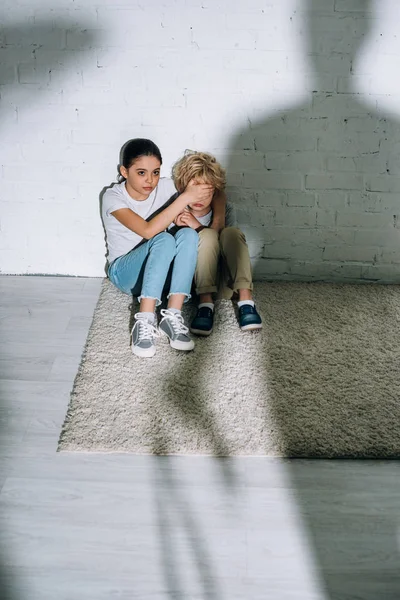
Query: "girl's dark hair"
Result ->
[[119, 138, 162, 177]]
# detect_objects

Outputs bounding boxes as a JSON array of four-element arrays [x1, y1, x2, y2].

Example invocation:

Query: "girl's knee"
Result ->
[[150, 232, 176, 257], [175, 227, 199, 246]]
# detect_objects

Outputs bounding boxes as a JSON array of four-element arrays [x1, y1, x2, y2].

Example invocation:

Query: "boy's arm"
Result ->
[[210, 190, 226, 232], [175, 209, 202, 230]]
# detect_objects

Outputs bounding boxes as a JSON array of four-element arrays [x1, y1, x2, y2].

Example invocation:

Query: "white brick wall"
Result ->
[[0, 0, 399, 281]]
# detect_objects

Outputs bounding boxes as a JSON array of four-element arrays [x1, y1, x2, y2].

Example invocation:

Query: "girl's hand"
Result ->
[[185, 179, 214, 203], [177, 209, 201, 229]]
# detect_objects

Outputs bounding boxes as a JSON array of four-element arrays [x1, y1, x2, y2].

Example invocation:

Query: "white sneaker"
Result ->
[[159, 309, 195, 351], [131, 314, 160, 358]]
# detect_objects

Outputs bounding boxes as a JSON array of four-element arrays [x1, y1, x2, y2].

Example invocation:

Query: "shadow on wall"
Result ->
[[225, 1, 400, 598], [98, 141, 133, 275], [226, 0, 400, 284], [0, 16, 99, 600], [99, 183, 116, 275], [0, 19, 98, 119]]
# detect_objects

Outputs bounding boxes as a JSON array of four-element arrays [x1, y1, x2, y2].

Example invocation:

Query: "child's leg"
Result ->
[[194, 228, 220, 301], [167, 227, 199, 308], [159, 227, 199, 351], [108, 232, 177, 356], [190, 228, 220, 336], [219, 227, 253, 297], [219, 227, 262, 331], [108, 231, 177, 306]]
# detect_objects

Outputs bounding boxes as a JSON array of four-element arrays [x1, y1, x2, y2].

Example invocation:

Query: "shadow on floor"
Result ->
[[0, 14, 100, 600], [223, 0, 400, 597]]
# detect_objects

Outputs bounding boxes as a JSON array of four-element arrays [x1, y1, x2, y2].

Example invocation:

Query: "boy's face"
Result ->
[[187, 177, 215, 213]]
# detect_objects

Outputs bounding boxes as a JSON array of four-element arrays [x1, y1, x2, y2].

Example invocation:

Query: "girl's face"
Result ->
[[121, 155, 161, 201]]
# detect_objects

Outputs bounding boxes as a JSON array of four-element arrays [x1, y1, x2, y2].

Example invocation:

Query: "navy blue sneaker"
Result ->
[[238, 304, 262, 331], [190, 306, 214, 336]]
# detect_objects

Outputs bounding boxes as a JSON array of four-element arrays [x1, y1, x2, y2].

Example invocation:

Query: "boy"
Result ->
[[171, 151, 262, 335]]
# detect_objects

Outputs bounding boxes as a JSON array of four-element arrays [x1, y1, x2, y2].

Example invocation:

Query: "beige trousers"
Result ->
[[194, 227, 253, 300]]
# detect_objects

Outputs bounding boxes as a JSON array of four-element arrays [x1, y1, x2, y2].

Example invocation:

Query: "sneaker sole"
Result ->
[[131, 344, 156, 357], [190, 327, 213, 336], [240, 323, 263, 331], [160, 329, 195, 351]]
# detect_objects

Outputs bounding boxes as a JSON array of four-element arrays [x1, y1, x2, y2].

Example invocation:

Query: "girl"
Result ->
[[101, 138, 224, 358]]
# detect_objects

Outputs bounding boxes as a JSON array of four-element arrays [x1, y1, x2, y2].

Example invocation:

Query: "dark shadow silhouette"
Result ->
[[0, 17, 99, 600], [250, 280, 400, 597], [100, 229, 240, 595], [153, 455, 224, 600], [99, 183, 117, 276], [225, 1, 400, 598], [0, 553, 16, 600], [99, 141, 135, 275], [226, 0, 400, 284], [287, 458, 400, 600], [0, 21, 98, 116], [0, 402, 17, 600], [151, 301, 239, 597]]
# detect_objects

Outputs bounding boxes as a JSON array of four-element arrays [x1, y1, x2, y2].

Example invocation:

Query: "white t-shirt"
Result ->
[[196, 211, 212, 226], [102, 177, 177, 263], [192, 202, 234, 228]]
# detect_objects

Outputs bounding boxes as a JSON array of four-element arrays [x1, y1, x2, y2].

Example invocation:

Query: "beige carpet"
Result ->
[[58, 280, 400, 457]]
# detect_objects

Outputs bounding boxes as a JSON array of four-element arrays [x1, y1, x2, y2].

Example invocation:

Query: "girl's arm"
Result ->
[[111, 182, 212, 240], [210, 190, 226, 232]]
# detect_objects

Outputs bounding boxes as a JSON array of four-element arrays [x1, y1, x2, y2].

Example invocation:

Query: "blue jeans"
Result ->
[[108, 229, 199, 306]]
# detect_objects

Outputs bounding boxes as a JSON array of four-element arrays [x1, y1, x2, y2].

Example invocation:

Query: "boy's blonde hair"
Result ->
[[172, 150, 226, 193]]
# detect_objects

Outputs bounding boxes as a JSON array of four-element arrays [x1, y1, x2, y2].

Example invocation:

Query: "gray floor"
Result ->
[[0, 276, 399, 600]]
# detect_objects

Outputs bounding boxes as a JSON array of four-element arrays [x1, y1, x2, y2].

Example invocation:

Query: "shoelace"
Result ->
[[160, 309, 189, 335], [197, 307, 213, 319], [132, 314, 161, 342], [239, 304, 256, 315]]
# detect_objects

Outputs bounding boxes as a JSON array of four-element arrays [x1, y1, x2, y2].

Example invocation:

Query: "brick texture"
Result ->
[[0, 0, 399, 280]]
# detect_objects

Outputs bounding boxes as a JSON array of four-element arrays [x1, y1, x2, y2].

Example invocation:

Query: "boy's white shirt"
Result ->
[[102, 177, 177, 263], [191, 202, 234, 228], [194, 211, 212, 226]]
